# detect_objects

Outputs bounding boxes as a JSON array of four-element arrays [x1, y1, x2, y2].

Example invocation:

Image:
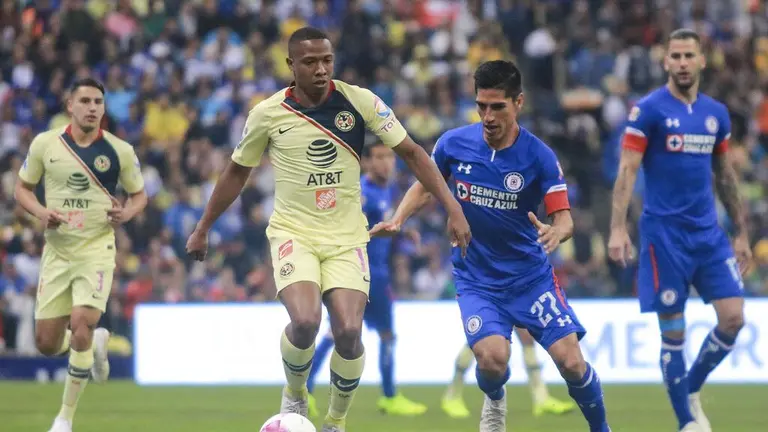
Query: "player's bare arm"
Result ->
[[186, 161, 252, 260], [370, 181, 433, 237], [392, 137, 471, 255], [528, 210, 572, 254], [107, 190, 148, 226], [712, 151, 753, 274], [608, 147, 643, 266], [14, 179, 65, 229]]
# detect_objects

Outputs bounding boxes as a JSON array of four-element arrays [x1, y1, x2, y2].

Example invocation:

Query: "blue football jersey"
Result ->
[[361, 174, 396, 277], [431, 123, 570, 291], [623, 86, 731, 229]]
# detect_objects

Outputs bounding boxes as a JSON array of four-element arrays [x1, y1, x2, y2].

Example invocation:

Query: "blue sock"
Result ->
[[566, 363, 610, 432], [379, 338, 396, 398], [660, 336, 695, 429], [688, 328, 736, 393], [476, 365, 510, 401], [307, 335, 334, 394]]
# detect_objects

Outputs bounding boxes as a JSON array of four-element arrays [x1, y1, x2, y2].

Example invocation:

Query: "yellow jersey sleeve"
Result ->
[[232, 102, 271, 167], [118, 145, 145, 194], [342, 83, 408, 148], [19, 133, 46, 185]]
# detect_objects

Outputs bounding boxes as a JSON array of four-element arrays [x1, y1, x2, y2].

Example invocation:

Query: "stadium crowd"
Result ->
[[1, 0, 767, 353]]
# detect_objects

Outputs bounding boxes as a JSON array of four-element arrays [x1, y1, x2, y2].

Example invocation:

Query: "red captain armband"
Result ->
[[622, 130, 647, 153], [714, 138, 730, 155], [544, 189, 570, 215]]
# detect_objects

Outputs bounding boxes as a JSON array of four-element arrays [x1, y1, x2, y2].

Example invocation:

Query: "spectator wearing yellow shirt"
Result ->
[[144, 93, 189, 150]]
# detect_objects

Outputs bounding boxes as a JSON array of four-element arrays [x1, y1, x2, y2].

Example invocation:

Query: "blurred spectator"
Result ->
[[0, 0, 767, 353]]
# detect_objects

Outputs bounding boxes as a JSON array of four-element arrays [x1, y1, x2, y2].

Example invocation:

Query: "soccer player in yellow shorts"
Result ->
[[185, 27, 471, 432], [14, 78, 147, 432]]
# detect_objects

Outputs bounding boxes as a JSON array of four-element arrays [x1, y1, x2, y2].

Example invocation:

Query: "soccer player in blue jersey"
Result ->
[[372, 60, 611, 432], [305, 142, 427, 417], [609, 29, 752, 432]]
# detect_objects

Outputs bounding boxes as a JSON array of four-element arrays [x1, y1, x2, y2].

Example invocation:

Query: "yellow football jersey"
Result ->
[[18, 126, 144, 261], [232, 80, 408, 246]]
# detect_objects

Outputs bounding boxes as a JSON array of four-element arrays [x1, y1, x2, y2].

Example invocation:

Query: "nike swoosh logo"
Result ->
[[92, 294, 102, 299], [335, 379, 360, 390], [363, 276, 370, 282], [278, 125, 296, 134], [50, 158, 60, 163]]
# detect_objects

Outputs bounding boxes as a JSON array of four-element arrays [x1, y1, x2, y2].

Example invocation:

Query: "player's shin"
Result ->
[[58, 347, 93, 422], [523, 345, 549, 404], [565, 362, 609, 432], [327, 349, 366, 420], [660, 335, 696, 429], [688, 328, 736, 393], [307, 335, 335, 394], [475, 364, 510, 401], [448, 345, 475, 397], [281, 330, 316, 397], [379, 337, 396, 398], [56, 329, 72, 356]]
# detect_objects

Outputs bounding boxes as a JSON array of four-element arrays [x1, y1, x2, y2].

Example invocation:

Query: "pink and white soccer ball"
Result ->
[[259, 413, 316, 432]]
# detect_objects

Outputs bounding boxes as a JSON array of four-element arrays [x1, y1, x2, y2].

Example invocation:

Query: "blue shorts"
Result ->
[[362, 274, 394, 333], [638, 218, 744, 314], [456, 273, 586, 350]]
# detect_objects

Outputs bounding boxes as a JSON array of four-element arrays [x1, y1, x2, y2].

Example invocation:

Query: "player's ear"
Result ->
[[286, 56, 294, 73]]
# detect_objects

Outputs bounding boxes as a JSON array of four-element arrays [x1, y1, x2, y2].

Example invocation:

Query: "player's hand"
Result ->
[[447, 208, 471, 258], [39, 209, 66, 229], [608, 227, 634, 267], [186, 227, 209, 261], [733, 234, 753, 276], [528, 212, 564, 254], [369, 220, 401, 237], [106, 206, 129, 226]]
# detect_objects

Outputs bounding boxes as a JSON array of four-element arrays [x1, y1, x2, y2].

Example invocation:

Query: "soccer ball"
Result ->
[[259, 413, 316, 432]]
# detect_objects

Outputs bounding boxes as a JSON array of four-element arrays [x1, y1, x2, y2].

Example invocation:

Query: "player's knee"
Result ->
[[291, 314, 322, 346], [69, 323, 94, 351], [332, 321, 363, 355], [719, 312, 744, 336], [550, 339, 587, 381], [475, 347, 508, 378], [35, 330, 60, 356]]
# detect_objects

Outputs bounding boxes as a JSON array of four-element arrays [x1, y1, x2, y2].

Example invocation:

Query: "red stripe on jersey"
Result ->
[[622, 133, 647, 153], [280, 102, 360, 161], [649, 244, 660, 293], [552, 270, 567, 309], [714, 138, 729, 154], [544, 190, 570, 215]]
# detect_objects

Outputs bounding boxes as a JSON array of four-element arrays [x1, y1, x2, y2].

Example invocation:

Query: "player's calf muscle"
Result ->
[[548, 335, 587, 381], [713, 297, 745, 336], [35, 317, 69, 355]]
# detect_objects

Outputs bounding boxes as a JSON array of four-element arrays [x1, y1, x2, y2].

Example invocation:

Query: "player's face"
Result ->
[[368, 145, 395, 181], [476, 88, 523, 143], [665, 38, 705, 91], [287, 39, 335, 95], [67, 86, 105, 133]]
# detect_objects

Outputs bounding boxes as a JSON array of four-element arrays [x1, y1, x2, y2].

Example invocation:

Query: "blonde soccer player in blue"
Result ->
[[15, 78, 147, 432]]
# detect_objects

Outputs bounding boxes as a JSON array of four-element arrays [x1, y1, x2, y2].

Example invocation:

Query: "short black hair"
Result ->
[[668, 28, 701, 46], [288, 27, 330, 56], [473, 60, 522, 99], [70, 77, 105, 96], [363, 142, 387, 157]]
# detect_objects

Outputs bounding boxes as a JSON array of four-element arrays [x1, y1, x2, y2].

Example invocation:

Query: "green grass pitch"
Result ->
[[2, 382, 767, 431]]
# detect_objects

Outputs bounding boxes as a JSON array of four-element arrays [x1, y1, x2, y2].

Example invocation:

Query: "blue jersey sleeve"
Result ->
[[622, 100, 655, 153], [430, 135, 451, 178], [539, 146, 570, 215], [714, 107, 731, 154]]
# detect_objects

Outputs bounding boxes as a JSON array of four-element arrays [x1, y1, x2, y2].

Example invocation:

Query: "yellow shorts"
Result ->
[[35, 246, 115, 320], [269, 234, 371, 296]]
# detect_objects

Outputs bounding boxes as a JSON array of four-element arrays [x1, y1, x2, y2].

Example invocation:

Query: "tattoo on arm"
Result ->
[[713, 153, 746, 236], [610, 150, 642, 230]]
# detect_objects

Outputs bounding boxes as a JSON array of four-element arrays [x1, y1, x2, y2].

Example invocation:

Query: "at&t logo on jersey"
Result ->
[[665, 134, 716, 153], [455, 180, 519, 210]]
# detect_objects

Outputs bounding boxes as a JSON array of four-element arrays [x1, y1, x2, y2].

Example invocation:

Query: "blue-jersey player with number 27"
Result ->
[[371, 60, 611, 432], [609, 29, 752, 432], [305, 142, 427, 418]]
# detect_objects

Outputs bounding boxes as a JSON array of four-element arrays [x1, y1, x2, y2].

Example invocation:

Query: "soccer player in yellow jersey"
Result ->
[[186, 27, 471, 432], [14, 78, 147, 432]]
